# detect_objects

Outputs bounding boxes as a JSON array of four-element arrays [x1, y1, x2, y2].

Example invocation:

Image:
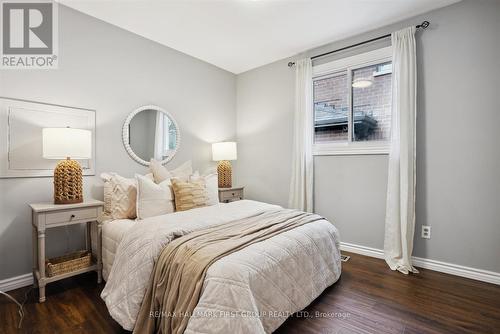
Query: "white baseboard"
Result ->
[[0, 273, 33, 292], [1, 244, 499, 291], [340, 242, 384, 259], [411, 256, 500, 285], [340, 242, 500, 286]]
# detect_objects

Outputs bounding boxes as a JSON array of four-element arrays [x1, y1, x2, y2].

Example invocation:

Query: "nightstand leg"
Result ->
[[37, 230, 46, 302], [38, 285, 46, 303], [96, 222, 102, 284], [32, 225, 38, 287]]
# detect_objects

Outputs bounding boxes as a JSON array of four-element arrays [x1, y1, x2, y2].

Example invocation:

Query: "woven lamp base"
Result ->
[[217, 160, 232, 188], [53, 158, 83, 204]]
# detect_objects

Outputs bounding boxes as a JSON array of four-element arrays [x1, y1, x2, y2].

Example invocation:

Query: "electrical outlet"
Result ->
[[421, 225, 431, 239]]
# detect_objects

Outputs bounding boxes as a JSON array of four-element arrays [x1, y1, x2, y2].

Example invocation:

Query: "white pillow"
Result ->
[[171, 161, 193, 180], [190, 172, 219, 205], [149, 159, 171, 183], [204, 173, 219, 205], [136, 174, 175, 220], [150, 159, 193, 183]]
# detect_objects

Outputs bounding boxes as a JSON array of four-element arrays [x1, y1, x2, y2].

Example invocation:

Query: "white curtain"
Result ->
[[154, 111, 164, 160], [288, 58, 314, 212], [384, 27, 419, 274]]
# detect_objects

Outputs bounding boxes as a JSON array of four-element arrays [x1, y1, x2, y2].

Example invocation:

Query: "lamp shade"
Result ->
[[212, 142, 237, 161], [42, 128, 92, 159]]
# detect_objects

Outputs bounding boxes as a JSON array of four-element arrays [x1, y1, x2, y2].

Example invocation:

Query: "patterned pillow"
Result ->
[[110, 174, 138, 219], [171, 178, 209, 212], [100, 172, 154, 219]]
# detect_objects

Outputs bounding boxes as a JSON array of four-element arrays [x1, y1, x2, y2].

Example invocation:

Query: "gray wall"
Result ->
[[0, 5, 236, 280], [235, 60, 295, 208], [236, 0, 500, 273]]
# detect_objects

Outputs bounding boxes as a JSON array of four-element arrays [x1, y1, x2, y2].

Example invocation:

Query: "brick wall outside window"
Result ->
[[313, 74, 349, 142], [313, 63, 392, 143]]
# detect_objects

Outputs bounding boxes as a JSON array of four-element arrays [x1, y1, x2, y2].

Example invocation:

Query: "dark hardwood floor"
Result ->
[[1, 252, 499, 334]]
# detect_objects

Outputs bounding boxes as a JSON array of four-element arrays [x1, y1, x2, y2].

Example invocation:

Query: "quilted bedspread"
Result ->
[[101, 200, 342, 333]]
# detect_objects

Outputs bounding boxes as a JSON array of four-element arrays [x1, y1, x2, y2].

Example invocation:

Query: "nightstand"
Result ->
[[218, 187, 244, 203], [29, 199, 104, 302]]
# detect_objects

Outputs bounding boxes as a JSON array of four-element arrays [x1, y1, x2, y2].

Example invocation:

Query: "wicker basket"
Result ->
[[45, 250, 92, 277]]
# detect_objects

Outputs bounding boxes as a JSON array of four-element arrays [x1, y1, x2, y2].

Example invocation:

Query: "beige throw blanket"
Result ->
[[134, 209, 324, 334]]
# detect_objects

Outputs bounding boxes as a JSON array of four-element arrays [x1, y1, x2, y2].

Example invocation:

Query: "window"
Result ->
[[312, 47, 392, 155], [162, 115, 177, 154]]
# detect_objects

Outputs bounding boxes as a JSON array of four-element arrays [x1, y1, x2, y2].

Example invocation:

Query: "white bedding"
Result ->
[[101, 200, 341, 333], [101, 218, 136, 281]]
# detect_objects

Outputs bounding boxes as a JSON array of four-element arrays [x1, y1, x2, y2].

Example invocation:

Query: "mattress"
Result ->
[[101, 218, 136, 281]]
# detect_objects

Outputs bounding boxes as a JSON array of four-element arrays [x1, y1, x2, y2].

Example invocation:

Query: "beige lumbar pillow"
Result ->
[[171, 178, 210, 212], [136, 174, 175, 220], [150, 159, 193, 183]]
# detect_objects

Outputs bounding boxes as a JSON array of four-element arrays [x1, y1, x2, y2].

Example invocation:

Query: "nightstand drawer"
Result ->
[[45, 207, 98, 225], [219, 189, 244, 202], [221, 190, 242, 199]]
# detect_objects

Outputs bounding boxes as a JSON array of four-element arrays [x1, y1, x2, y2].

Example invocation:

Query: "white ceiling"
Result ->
[[59, 0, 460, 74]]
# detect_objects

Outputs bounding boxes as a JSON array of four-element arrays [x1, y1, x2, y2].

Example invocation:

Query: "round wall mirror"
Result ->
[[122, 105, 180, 166]]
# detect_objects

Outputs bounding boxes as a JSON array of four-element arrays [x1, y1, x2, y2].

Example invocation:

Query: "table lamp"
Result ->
[[212, 142, 237, 188], [42, 127, 92, 204]]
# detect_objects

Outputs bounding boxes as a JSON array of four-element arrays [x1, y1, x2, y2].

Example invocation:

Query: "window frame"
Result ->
[[312, 46, 393, 156]]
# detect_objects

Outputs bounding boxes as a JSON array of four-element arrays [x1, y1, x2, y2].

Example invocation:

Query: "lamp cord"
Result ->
[[0, 287, 32, 328]]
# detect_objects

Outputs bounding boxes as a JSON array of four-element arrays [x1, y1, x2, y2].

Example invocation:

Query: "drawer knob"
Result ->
[[70, 214, 75, 219]]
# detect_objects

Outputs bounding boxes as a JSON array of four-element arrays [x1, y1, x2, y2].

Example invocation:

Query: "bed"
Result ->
[[101, 218, 136, 281], [100, 200, 342, 333]]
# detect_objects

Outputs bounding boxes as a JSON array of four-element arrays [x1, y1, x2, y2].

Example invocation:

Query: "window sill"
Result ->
[[313, 142, 390, 156]]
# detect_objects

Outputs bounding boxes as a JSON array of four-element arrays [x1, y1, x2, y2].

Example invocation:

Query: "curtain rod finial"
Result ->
[[416, 20, 430, 29]]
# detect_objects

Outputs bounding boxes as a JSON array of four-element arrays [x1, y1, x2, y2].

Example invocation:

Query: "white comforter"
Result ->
[[101, 200, 341, 333]]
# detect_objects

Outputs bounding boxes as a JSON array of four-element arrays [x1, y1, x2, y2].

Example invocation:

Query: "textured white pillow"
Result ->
[[190, 172, 219, 205], [150, 159, 193, 183], [110, 174, 138, 219], [101, 172, 154, 219], [136, 174, 175, 220]]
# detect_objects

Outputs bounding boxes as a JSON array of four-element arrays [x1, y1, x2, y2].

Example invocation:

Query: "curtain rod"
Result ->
[[288, 21, 429, 67]]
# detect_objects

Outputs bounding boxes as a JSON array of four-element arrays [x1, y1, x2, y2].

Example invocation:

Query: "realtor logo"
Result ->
[[1, 0, 58, 68]]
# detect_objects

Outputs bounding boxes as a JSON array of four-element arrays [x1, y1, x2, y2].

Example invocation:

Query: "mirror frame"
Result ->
[[122, 105, 181, 166]]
